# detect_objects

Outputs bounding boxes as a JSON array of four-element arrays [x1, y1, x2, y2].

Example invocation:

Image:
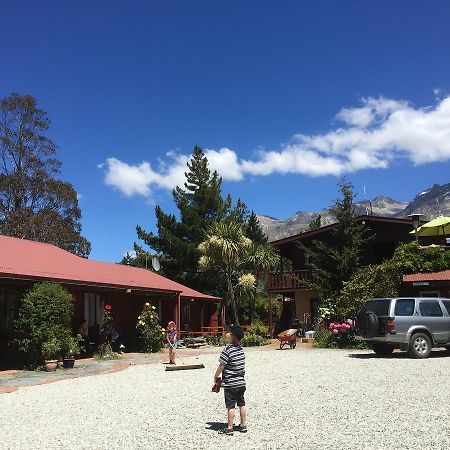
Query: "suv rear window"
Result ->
[[419, 300, 443, 317], [364, 299, 391, 316], [395, 299, 415, 316]]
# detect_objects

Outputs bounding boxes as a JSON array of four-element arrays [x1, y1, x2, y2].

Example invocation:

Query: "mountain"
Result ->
[[257, 182, 450, 241]]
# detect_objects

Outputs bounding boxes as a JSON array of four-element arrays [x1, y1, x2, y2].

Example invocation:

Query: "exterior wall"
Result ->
[[402, 282, 450, 299], [294, 290, 319, 328]]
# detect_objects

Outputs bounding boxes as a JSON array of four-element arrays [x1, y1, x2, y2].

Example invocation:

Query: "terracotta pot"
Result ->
[[63, 358, 75, 369], [44, 360, 58, 372]]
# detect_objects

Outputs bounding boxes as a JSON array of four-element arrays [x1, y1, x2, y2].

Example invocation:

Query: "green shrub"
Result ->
[[136, 303, 164, 352], [95, 348, 119, 361], [247, 319, 269, 337], [42, 337, 61, 360], [62, 335, 83, 358], [241, 333, 270, 347], [204, 334, 223, 346], [338, 262, 400, 318], [15, 282, 74, 366], [391, 242, 450, 274]]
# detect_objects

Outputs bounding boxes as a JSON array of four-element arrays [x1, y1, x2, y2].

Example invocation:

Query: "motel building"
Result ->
[[0, 235, 221, 363]]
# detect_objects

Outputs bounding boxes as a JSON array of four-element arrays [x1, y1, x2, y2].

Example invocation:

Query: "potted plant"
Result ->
[[62, 335, 82, 369], [42, 338, 61, 372]]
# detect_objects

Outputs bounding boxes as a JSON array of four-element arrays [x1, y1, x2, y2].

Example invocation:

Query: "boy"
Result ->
[[214, 324, 247, 436]]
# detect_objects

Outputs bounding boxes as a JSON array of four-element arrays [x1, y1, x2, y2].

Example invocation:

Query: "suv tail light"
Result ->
[[387, 318, 395, 333]]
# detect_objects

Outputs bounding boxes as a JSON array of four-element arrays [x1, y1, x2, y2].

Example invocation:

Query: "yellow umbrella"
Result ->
[[410, 216, 450, 237]]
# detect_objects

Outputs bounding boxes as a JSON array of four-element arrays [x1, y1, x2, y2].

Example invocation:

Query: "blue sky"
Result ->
[[1, 1, 450, 261]]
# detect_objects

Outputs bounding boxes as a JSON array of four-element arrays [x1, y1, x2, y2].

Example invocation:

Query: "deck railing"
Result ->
[[267, 269, 313, 291]]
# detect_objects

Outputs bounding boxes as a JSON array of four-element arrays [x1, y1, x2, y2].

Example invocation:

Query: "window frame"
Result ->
[[0, 288, 20, 332]]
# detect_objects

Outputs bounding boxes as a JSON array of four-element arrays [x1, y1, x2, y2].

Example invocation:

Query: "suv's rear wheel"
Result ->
[[408, 333, 432, 359], [372, 343, 394, 357]]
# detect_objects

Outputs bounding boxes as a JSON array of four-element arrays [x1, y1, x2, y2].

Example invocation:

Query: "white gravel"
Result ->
[[1, 348, 450, 450]]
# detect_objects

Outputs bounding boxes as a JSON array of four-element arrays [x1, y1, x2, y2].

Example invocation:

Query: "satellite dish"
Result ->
[[152, 256, 161, 272]]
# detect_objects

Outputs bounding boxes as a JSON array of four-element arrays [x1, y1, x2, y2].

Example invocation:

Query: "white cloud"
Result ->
[[124, 250, 136, 258], [100, 95, 450, 197]]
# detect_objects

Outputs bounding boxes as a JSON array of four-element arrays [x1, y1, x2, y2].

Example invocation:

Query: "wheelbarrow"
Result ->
[[277, 328, 298, 350]]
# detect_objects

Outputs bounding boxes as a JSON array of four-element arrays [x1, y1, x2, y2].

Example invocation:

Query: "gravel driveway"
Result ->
[[1, 348, 449, 450]]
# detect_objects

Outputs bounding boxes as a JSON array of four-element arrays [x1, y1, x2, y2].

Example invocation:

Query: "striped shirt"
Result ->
[[219, 344, 246, 388]]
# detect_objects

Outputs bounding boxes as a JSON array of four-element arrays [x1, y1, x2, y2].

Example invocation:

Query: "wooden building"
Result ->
[[0, 235, 220, 362], [268, 215, 419, 331], [403, 270, 450, 298]]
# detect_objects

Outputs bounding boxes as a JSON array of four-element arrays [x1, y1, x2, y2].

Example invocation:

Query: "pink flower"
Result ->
[[332, 329, 339, 335]]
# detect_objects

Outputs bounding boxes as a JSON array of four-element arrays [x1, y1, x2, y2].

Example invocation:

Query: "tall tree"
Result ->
[[0, 93, 90, 257], [305, 179, 371, 312], [245, 211, 268, 245], [307, 214, 322, 231], [135, 146, 238, 292]]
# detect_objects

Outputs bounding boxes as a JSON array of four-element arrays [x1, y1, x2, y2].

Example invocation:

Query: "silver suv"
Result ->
[[356, 297, 450, 359]]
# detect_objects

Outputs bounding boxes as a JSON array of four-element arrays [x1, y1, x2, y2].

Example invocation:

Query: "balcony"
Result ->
[[267, 270, 313, 291]]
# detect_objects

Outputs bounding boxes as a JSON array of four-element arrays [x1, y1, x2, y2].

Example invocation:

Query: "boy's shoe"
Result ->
[[237, 425, 248, 433], [218, 427, 234, 436]]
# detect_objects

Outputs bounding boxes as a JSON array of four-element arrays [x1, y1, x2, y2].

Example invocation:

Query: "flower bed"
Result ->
[[314, 319, 367, 349]]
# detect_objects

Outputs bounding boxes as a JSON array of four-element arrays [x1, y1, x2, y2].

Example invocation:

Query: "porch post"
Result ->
[[268, 294, 273, 334], [221, 301, 226, 326], [176, 293, 181, 332]]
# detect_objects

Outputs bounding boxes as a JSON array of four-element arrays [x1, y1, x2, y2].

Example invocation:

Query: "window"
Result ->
[[84, 293, 102, 326], [395, 299, 415, 316], [419, 300, 443, 317], [442, 300, 450, 316], [365, 299, 391, 316], [0, 288, 19, 332], [182, 302, 191, 325]]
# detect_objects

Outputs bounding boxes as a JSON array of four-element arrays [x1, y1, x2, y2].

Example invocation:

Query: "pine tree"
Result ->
[[135, 146, 231, 293], [307, 214, 322, 231], [306, 179, 372, 312], [245, 211, 268, 245]]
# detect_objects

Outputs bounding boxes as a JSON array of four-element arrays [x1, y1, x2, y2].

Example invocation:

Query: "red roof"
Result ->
[[0, 235, 219, 301], [403, 270, 450, 282]]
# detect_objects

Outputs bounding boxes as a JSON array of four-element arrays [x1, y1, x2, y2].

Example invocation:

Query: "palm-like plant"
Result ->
[[244, 242, 279, 322], [198, 221, 253, 324], [246, 242, 279, 275]]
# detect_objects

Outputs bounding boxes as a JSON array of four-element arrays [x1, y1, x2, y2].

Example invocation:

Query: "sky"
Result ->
[[1, 1, 450, 261]]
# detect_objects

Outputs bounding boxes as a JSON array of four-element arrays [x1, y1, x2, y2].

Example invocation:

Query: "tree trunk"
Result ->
[[227, 275, 239, 325]]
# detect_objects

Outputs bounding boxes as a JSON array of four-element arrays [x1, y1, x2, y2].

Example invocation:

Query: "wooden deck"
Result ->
[[267, 269, 313, 292]]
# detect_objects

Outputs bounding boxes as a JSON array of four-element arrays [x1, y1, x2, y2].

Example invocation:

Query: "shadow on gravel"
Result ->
[[205, 422, 227, 431], [349, 350, 449, 359]]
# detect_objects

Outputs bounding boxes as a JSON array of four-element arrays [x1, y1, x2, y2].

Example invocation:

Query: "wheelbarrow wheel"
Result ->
[[290, 340, 296, 349]]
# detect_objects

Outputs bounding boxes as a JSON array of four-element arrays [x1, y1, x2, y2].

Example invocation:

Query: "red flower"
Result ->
[[105, 304, 112, 311]]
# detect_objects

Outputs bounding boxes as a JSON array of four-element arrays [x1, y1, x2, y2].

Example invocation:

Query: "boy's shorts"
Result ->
[[224, 387, 246, 409]]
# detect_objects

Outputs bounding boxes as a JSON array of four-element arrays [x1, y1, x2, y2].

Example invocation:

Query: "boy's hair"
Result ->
[[226, 324, 244, 345], [231, 334, 242, 346]]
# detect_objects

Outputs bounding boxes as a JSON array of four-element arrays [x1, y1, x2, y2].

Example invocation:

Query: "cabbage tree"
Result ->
[[198, 221, 255, 324]]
